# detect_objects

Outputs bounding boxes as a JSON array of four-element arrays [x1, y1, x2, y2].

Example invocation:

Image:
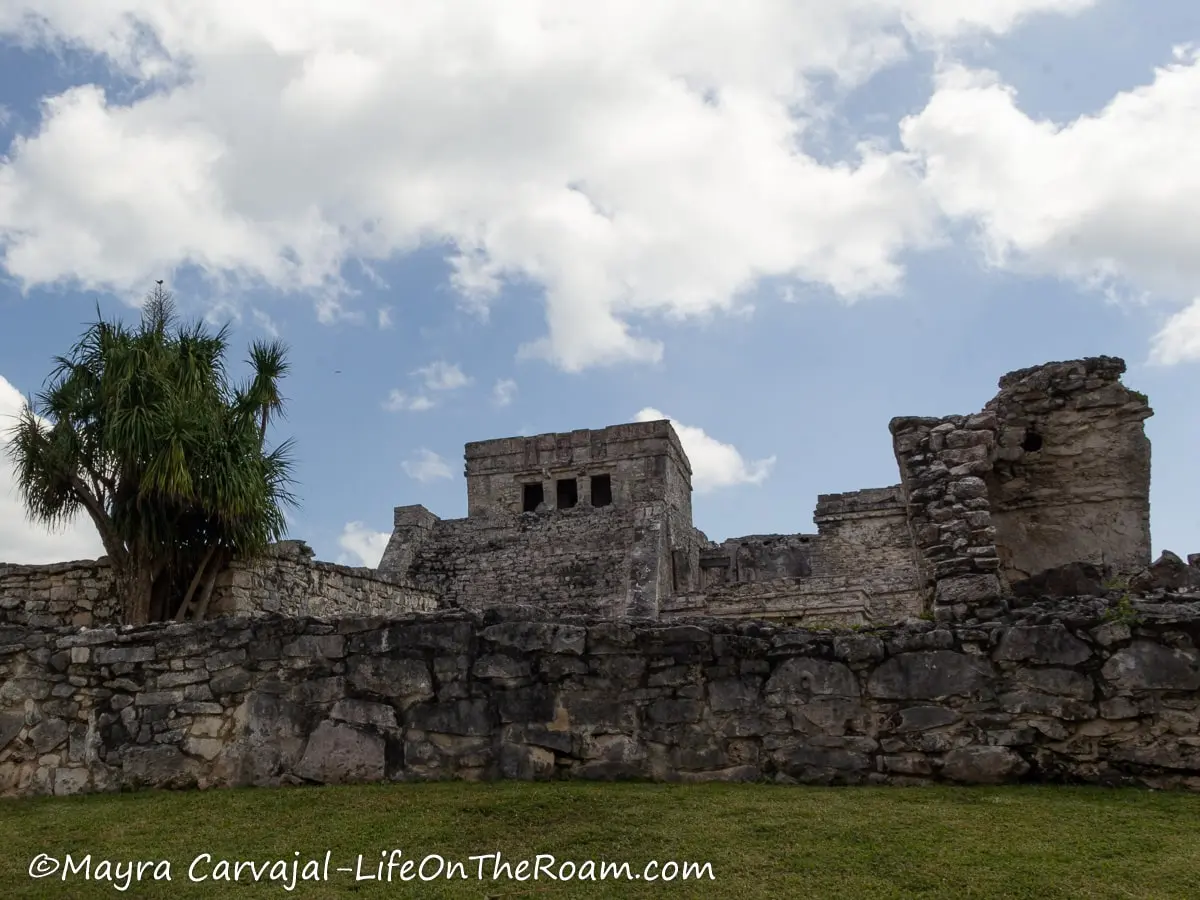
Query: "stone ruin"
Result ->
[[4, 355, 1200, 798], [378, 355, 1158, 626], [1, 355, 1168, 632]]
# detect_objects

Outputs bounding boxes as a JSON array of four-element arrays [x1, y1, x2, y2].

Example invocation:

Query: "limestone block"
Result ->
[[1102, 642, 1200, 692], [765, 658, 859, 699], [941, 746, 1029, 783], [994, 625, 1092, 666], [294, 722, 385, 783], [867, 651, 994, 700]]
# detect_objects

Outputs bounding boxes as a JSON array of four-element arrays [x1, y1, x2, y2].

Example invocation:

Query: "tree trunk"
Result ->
[[175, 545, 218, 621], [118, 562, 155, 626], [191, 550, 227, 621]]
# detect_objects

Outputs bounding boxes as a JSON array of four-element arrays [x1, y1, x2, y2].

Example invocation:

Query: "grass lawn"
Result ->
[[1, 782, 1199, 898]]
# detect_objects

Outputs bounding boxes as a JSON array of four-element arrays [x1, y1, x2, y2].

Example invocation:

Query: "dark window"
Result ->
[[1022, 430, 1044, 453], [591, 474, 612, 507], [556, 478, 578, 509], [522, 483, 544, 512]]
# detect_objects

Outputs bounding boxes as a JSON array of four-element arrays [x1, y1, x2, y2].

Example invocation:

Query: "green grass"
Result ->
[[2, 783, 1199, 898]]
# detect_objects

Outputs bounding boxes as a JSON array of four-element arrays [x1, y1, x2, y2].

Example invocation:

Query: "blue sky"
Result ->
[[0, 1, 1196, 567]]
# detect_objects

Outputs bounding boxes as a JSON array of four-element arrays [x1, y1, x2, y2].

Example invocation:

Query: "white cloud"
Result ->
[[900, 49, 1200, 363], [377, 306, 393, 329], [634, 407, 774, 493], [251, 308, 280, 337], [0, 375, 106, 563], [1151, 298, 1200, 366], [402, 448, 453, 483], [414, 361, 471, 392], [0, 1, 1092, 370], [384, 360, 470, 411], [337, 520, 389, 567], [492, 378, 517, 407], [382, 390, 435, 413]]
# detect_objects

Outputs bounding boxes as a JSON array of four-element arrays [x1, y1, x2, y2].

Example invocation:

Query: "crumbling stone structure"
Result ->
[[379, 356, 1154, 626], [892, 356, 1153, 622], [379, 421, 694, 619], [377, 421, 927, 625], [1, 354, 1197, 800], [0, 356, 1159, 632]]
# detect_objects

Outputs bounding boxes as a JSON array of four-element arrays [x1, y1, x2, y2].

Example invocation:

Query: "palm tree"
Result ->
[[4, 284, 297, 624]]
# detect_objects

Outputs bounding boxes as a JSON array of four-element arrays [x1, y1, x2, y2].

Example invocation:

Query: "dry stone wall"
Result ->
[[0, 543, 437, 629], [671, 488, 924, 624], [890, 413, 1006, 621], [0, 560, 120, 629], [382, 504, 674, 618], [6, 595, 1200, 797]]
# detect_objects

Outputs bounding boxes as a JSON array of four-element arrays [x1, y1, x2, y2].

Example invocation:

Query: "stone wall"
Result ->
[[380, 503, 676, 618], [890, 413, 1006, 620], [207, 542, 439, 619], [0, 543, 438, 628], [673, 487, 924, 624], [660, 575, 913, 626], [0, 560, 120, 628], [6, 595, 1200, 797]]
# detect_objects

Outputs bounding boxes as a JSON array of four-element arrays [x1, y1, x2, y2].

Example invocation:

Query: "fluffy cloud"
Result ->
[[401, 448, 453, 483], [901, 48, 1200, 362], [337, 521, 389, 568], [634, 407, 774, 493], [0, 375, 106, 563], [384, 360, 471, 411], [415, 361, 471, 392], [0, 1, 1094, 369], [382, 390, 434, 413], [492, 378, 517, 408], [1151, 298, 1200, 366]]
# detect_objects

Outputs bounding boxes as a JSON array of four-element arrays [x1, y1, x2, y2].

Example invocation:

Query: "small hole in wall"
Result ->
[[1022, 431, 1044, 453]]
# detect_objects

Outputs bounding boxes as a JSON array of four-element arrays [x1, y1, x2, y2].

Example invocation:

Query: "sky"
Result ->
[[0, 0, 1197, 569]]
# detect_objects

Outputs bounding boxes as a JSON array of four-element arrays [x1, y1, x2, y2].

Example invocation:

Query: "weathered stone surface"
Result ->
[[1010, 563, 1106, 600], [995, 626, 1092, 666], [499, 743, 556, 779], [766, 658, 858, 698], [1102, 642, 1200, 691], [122, 745, 200, 789], [867, 652, 993, 700], [934, 576, 1002, 608], [0, 546, 437, 630], [894, 706, 960, 732], [941, 747, 1029, 783], [408, 700, 493, 736], [28, 719, 68, 753], [347, 656, 433, 700], [891, 357, 1152, 619], [5, 597, 1200, 797], [0, 712, 24, 750], [1131, 552, 1200, 594], [1010, 667, 1094, 700], [330, 699, 398, 730], [295, 722, 385, 783]]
